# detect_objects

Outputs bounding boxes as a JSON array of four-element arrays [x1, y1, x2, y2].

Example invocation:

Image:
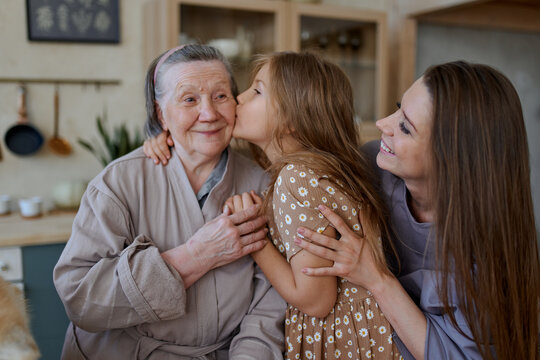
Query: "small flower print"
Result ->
[[369, 338, 376, 346], [297, 335, 302, 343], [378, 346, 385, 353], [318, 213, 324, 219], [298, 187, 308, 197], [299, 171, 306, 177], [285, 215, 292, 225], [287, 164, 294, 170], [269, 228, 274, 236], [332, 202, 338, 209], [367, 310, 374, 319], [379, 326, 387, 335], [305, 350, 313, 359], [336, 329, 343, 339], [348, 352, 353, 358], [306, 335, 314, 344], [352, 208, 357, 216], [351, 287, 358, 293], [366, 350, 372, 358], [343, 315, 349, 325], [288, 342, 293, 351], [290, 177, 296, 184], [285, 318, 291, 325], [342, 205, 348, 211], [344, 289, 350, 297], [310, 178, 319, 187], [335, 317, 341, 325], [314, 332, 321, 341], [388, 335, 393, 344], [281, 193, 287, 203], [353, 224, 361, 231], [280, 222, 283, 228], [303, 200, 310, 207], [285, 242, 290, 250], [326, 186, 335, 195], [366, 297, 371, 305], [290, 203, 296, 210], [298, 324, 302, 331], [299, 214, 307, 222], [334, 349, 341, 357], [278, 244, 285, 253], [321, 196, 328, 203], [359, 328, 368, 337], [328, 335, 334, 343], [348, 340, 353, 346], [291, 314, 298, 323], [277, 176, 282, 185]]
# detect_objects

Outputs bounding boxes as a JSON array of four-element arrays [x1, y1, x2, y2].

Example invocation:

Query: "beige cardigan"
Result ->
[[53, 147, 285, 360]]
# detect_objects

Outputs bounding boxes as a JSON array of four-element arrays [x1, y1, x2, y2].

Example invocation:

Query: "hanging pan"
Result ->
[[4, 85, 44, 156], [48, 85, 72, 155]]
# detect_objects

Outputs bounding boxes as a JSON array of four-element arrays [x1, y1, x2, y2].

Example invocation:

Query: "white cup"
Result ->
[[18, 197, 43, 218], [0, 195, 11, 215]]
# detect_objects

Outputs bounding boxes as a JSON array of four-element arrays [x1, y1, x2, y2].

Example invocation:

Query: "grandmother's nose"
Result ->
[[199, 98, 218, 121]]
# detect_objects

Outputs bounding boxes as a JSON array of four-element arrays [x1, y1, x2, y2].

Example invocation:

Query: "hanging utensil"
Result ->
[[4, 84, 44, 156], [48, 85, 72, 155]]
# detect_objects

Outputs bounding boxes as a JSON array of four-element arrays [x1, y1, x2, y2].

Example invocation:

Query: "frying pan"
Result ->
[[4, 85, 44, 156]]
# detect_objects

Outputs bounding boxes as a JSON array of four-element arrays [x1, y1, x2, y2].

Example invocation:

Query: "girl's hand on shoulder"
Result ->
[[294, 204, 385, 291], [224, 190, 263, 215], [143, 131, 174, 165]]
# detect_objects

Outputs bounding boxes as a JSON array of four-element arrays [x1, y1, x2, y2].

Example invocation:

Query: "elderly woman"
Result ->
[[53, 44, 286, 359], [295, 61, 539, 360]]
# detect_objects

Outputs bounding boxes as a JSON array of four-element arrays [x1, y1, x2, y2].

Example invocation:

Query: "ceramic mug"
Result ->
[[0, 195, 11, 215], [19, 196, 43, 218]]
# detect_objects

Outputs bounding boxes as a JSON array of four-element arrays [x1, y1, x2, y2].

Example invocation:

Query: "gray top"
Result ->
[[197, 150, 228, 208], [364, 141, 483, 360], [53, 146, 286, 360]]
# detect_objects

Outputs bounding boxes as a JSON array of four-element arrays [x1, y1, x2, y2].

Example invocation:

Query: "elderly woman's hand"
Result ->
[[143, 131, 174, 165], [293, 205, 385, 291], [162, 203, 268, 288]]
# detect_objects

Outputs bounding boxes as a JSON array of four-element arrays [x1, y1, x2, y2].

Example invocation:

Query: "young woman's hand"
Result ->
[[294, 204, 385, 292], [143, 130, 174, 165], [223, 190, 263, 215]]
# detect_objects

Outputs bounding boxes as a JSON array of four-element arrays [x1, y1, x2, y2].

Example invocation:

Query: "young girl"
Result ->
[[146, 51, 401, 360]]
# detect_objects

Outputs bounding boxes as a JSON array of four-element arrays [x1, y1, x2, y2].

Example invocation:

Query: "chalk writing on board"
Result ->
[[26, 0, 120, 43]]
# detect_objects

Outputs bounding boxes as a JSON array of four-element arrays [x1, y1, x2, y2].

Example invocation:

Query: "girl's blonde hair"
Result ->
[[252, 51, 395, 273]]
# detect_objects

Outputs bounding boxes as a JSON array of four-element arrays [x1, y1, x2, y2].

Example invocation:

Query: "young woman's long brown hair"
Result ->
[[251, 51, 395, 273], [424, 61, 539, 360]]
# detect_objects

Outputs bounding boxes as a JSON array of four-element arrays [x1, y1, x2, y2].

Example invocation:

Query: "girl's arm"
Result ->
[[295, 205, 426, 359], [143, 130, 173, 165], [226, 192, 337, 318]]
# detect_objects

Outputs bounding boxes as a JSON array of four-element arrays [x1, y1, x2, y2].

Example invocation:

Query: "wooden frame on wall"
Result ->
[[26, 0, 120, 43]]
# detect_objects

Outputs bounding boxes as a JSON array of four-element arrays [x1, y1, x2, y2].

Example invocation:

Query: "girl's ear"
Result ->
[[155, 101, 168, 131]]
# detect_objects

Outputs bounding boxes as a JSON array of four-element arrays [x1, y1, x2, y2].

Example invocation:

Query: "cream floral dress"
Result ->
[[268, 163, 402, 360]]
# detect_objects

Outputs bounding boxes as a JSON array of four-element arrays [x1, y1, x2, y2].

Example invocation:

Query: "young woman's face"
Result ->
[[375, 77, 433, 184], [233, 63, 276, 150], [158, 60, 236, 160]]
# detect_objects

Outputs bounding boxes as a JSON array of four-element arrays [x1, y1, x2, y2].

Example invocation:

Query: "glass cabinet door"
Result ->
[[176, 1, 285, 92]]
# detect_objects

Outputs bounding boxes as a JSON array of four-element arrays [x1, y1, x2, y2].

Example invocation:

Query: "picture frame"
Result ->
[[26, 0, 120, 43]]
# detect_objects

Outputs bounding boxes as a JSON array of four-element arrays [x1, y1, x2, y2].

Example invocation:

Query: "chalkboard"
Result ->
[[26, 0, 120, 43]]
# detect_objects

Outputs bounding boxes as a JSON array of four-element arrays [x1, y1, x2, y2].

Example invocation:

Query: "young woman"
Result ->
[[294, 61, 540, 360], [145, 51, 401, 360]]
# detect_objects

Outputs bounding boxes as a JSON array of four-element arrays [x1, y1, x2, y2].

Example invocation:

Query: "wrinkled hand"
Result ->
[[187, 203, 268, 270], [223, 191, 263, 214], [143, 131, 174, 165], [294, 205, 384, 290]]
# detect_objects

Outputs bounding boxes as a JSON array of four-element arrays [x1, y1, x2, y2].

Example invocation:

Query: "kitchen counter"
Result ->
[[0, 210, 76, 247]]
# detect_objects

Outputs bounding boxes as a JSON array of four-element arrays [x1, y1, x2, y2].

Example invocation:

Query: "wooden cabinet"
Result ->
[[144, 0, 388, 142]]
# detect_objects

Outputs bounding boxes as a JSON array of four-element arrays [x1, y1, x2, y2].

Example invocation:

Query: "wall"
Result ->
[[0, 0, 148, 209], [416, 23, 540, 232]]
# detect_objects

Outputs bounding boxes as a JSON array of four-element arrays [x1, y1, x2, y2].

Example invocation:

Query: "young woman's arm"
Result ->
[[226, 192, 337, 318], [294, 205, 427, 359]]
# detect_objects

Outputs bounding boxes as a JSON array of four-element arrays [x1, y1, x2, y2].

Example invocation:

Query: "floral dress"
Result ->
[[268, 163, 402, 360]]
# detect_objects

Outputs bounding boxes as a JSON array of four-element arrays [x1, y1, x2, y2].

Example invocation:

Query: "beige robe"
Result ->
[[53, 147, 285, 360]]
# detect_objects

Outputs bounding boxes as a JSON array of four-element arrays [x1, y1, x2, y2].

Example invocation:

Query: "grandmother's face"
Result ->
[[157, 60, 236, 161], [375, 77, 432, 184]]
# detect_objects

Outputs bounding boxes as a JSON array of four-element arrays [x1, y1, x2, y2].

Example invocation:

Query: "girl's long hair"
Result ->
[[424, 61, 539, 360], [252, 51, 395, 273]]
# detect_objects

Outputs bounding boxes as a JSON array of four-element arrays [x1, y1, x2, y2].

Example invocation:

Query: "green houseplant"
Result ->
[[78, 112, 144, 167]]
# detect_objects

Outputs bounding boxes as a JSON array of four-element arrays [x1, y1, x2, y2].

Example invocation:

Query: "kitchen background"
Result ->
[[0, 0, 538, 359]]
